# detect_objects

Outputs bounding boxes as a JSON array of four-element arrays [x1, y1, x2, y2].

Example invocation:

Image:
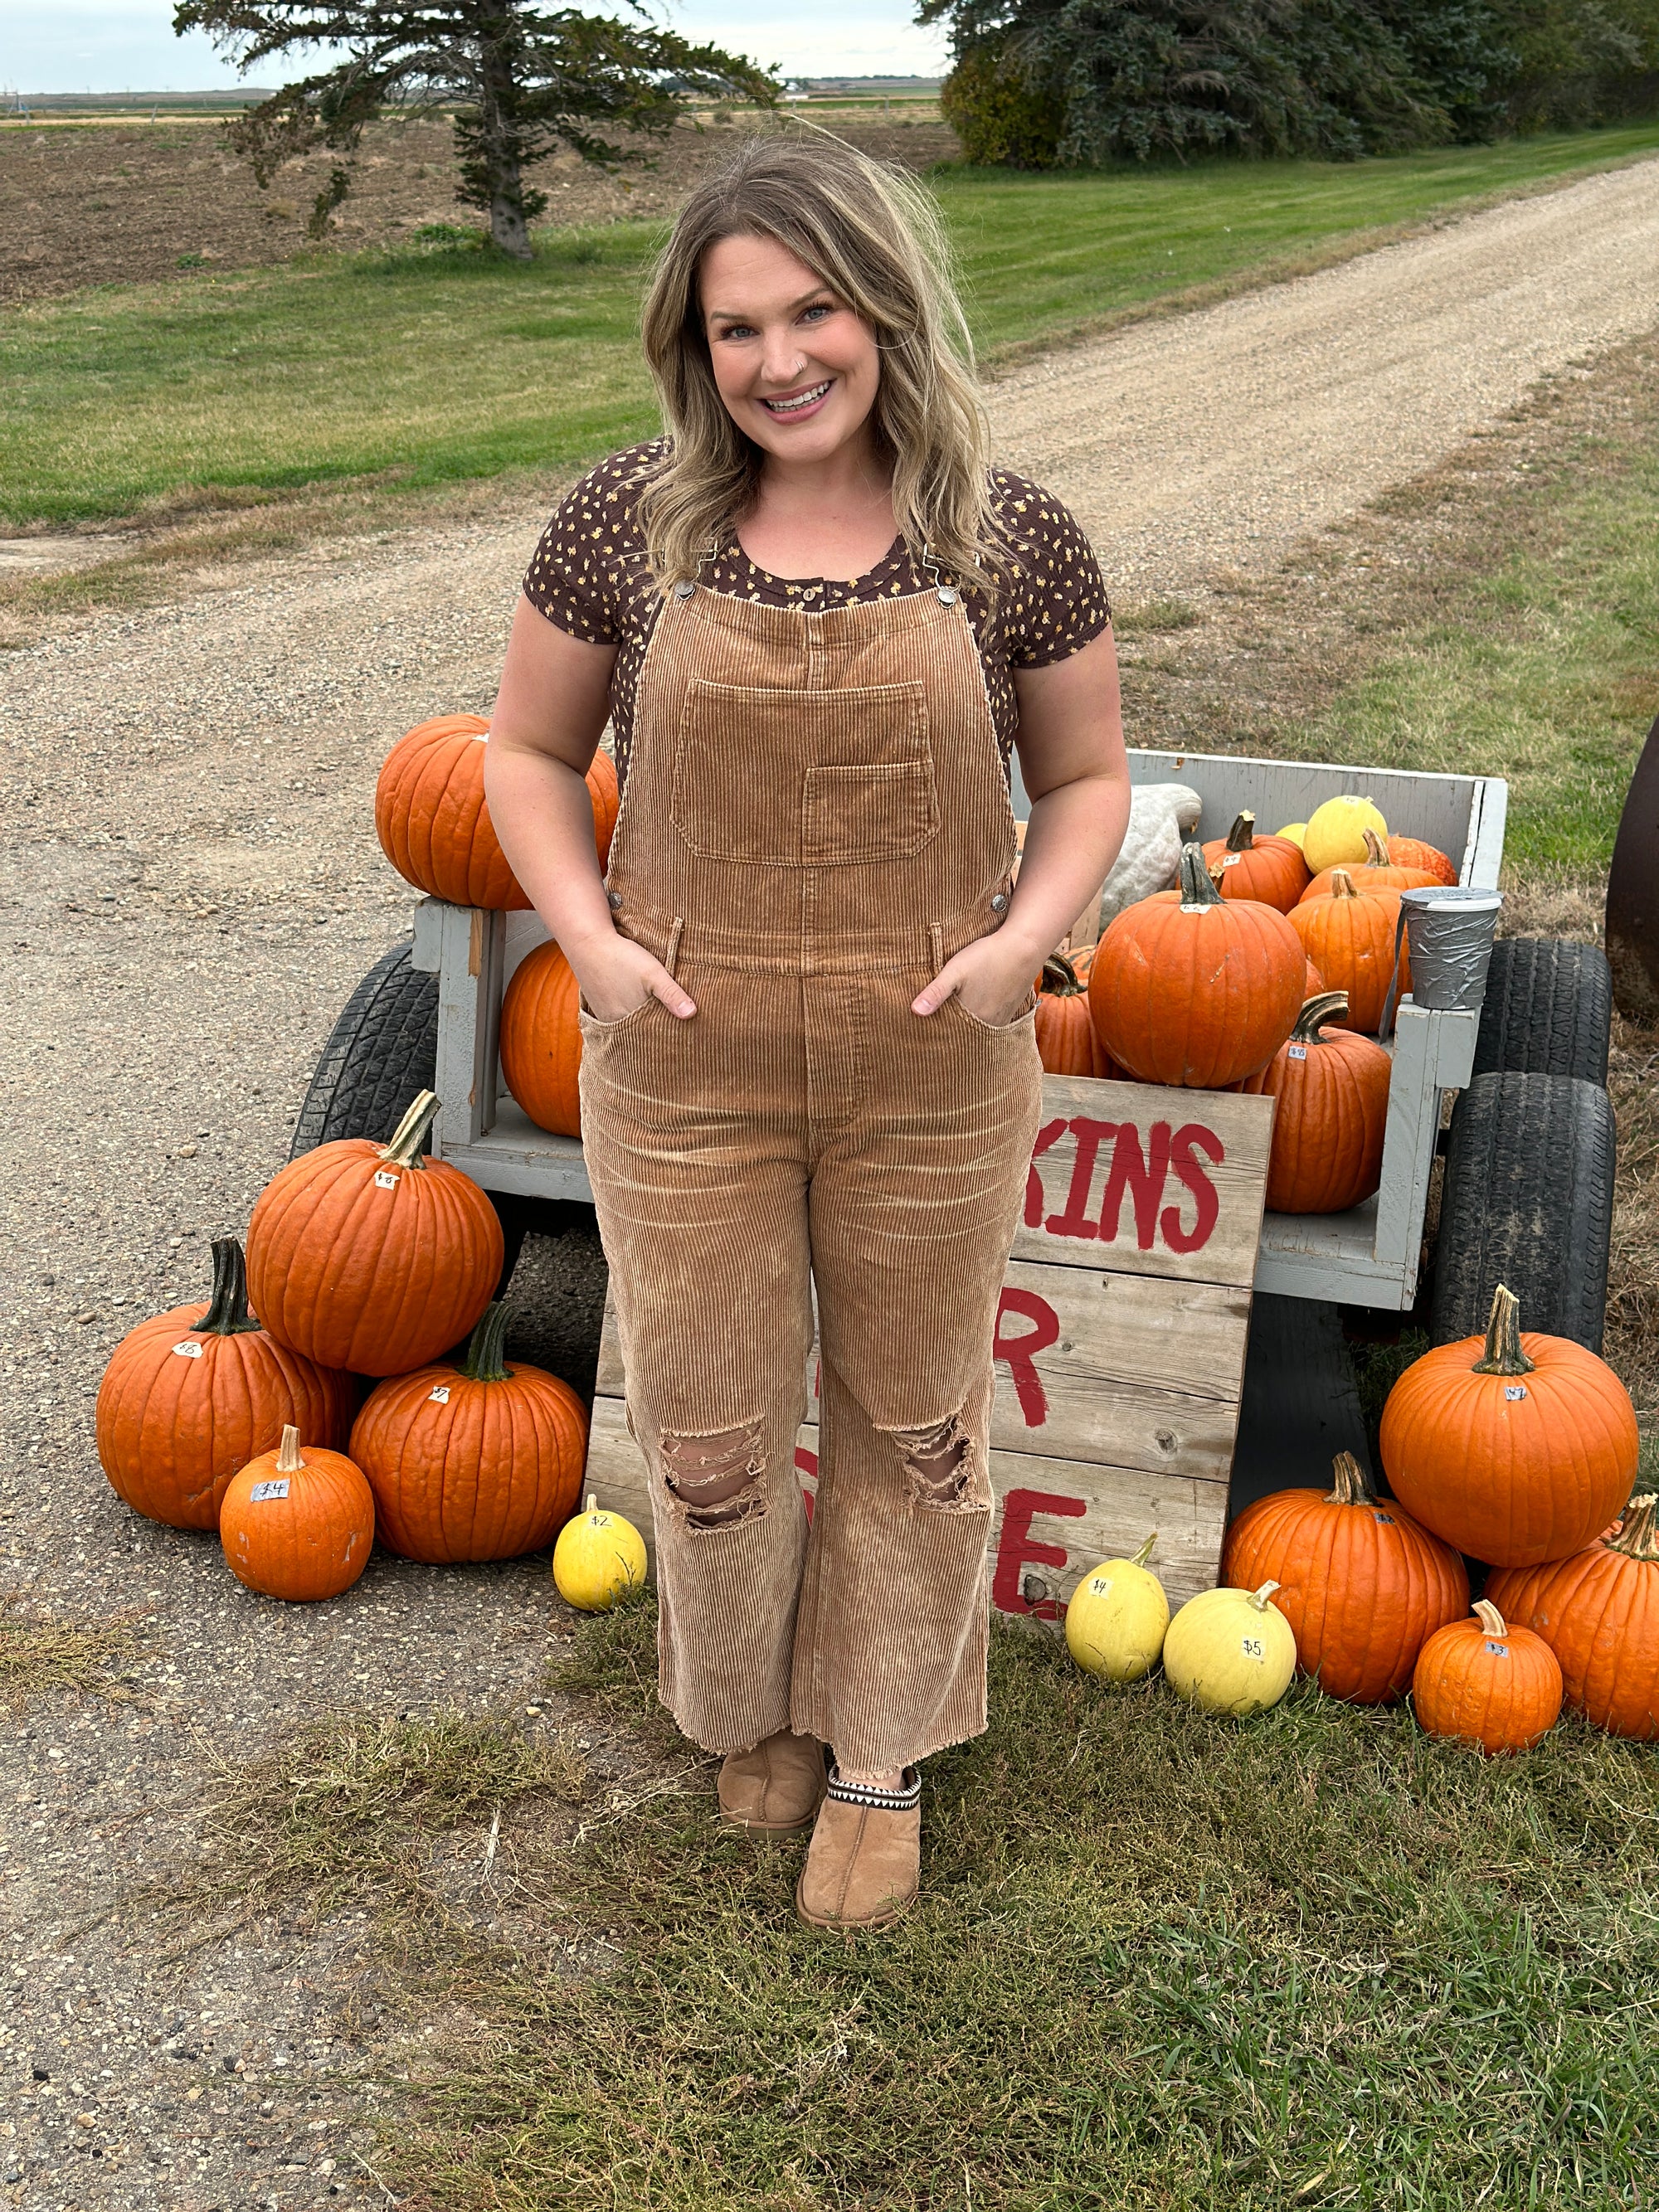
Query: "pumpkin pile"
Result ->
[[95, 1089, 599, 1606], [1207, 1283, 1644, 1753]]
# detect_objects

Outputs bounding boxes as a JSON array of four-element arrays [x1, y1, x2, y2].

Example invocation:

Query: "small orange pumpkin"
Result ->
[[219, 1425, 376, 1602], [246, 1090, 504, 1377], [95, 1238, 353, 1530], [1288, 870, 1405, 1033], [499, 940, 584, 1137], [1412, 1599, 1563, 1754], [1088, 843, 1305, 1088], [375, 715, 619, 908], [1202, 810, 1309, 912], [1379, 1284, 1639, 1568], [1486, 1493, 1659, 1739], [1302, 828, 1440, 902], [1238, 991, 1391, 1213], [1222, 1451, 1468, 1703], [1034, 952, 1124, 1078], [1388, 834, 1457, 887], [351, 1302, 590, 1563]]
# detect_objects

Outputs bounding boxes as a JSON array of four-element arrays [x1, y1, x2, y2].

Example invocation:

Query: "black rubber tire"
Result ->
[[1472, 938, 1612, 1087], [289, 941, 533, 1299], [290, 941, 439, 1158], [1431, 1072, 1616, 1352]]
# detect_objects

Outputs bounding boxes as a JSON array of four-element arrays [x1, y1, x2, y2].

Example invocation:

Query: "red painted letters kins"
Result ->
[[1028, 1115, 1224, 1255]]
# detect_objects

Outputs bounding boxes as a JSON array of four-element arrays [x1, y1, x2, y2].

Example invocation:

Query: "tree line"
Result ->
[[923, 0, 1659, 167]]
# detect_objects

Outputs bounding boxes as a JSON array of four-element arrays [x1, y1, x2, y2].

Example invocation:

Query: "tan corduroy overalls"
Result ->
[[577, 576, 1043, 1774]]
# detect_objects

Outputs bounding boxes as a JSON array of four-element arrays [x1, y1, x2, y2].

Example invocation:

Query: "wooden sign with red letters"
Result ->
[[584, 1074, 1275, 1615]]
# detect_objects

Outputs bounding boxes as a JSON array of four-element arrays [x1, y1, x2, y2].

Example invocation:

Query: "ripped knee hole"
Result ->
[[660, 1423, 766, 1532], [894, 1413, 983, 1511]]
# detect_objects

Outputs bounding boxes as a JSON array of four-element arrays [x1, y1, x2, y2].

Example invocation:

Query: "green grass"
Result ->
[[6, 122, 1659, 527], [383, 1601, 1659, 2211]]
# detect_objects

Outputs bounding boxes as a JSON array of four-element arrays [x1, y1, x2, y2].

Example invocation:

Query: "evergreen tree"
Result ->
[[174, 0, 776, 255]]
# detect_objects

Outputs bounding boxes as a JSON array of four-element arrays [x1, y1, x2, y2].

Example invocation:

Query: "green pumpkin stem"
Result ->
[[1292, 992, 1351, 1044], [1130, 1530, 1158, 1568], [1324, 1451, 1375, 1506], [193, 1237, 264, 1337], [1178, 841, 1224, 911], [381, 1089, 442, 1170], [1608, 1494, 1659, 1562], [1471, 1283, 1535, 1377], [460, 1300, 513, 1383], [1040, 951, 1084, 999], [1224, 810, 1257, 853]]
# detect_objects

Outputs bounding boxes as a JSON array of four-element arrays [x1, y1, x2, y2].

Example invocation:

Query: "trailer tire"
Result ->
[[1431, 1072, 1616, 1353], [289, 941, 536, 1300], [290, 942, 439, 1159], [1472, 938, 1611, 1086]]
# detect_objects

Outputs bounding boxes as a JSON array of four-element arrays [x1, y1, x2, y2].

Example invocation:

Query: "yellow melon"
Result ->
[[1276, 821, 1307, 850], [1162, 1581, 1296, 1717], [1063, 1533, 1170, 1682], [1301, 796, 1388, 877], [552, 1493, 648, 1612]]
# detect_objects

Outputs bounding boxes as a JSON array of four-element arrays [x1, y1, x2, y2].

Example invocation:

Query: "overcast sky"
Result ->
[[7, 0, 950, 92]]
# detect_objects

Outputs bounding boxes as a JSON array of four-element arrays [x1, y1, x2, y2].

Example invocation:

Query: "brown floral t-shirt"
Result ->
[[522, 441, 1112, 794]]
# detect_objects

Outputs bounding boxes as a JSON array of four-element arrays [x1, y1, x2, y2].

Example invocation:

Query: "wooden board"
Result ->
[[584, 1073, 1272, 1623]]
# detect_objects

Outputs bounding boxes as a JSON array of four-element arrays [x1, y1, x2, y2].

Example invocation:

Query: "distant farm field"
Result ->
[[4, 120, 1659, 529]]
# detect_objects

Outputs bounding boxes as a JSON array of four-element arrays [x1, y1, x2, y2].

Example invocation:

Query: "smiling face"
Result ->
[[699, 231, 882, 469]]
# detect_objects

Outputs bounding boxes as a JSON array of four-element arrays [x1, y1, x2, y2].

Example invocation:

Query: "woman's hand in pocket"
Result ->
[[912, 934, 1039, 1027], [577, 936, 696, 1023]]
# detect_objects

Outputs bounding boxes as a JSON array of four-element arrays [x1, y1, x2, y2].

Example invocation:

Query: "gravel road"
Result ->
[[2, 158, 1657, 2211]]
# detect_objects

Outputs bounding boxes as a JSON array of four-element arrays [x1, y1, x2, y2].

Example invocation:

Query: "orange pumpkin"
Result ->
[[1238, 990, 1390, 1213], [1487, 1493, 1659, 1739], [1202, 810, 1309, 913], [219, 1425, 376, 1602], [1388, 835, 1457, 887], [375, 714, 619, 908], [1222, 1451, 1467, 1703], [499, 939, 583, 1137], [1302, 828, 1440, 902], [1411, 1599, 1563, 1754], [95, 1238, 353, 1531], [1379, 1284, 1639, 1569], [246, 1090, 504, 1377], [1303, 956, 1325, 997], [1087, 843, 1305, 1088], [1034, 952, 1124, 1078], [1288, 870, 1405, 1033], [350, 1302, 590, 1563]]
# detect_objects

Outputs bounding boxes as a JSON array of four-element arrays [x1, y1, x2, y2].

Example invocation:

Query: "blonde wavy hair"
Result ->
[[635, 131, 1002, 595]]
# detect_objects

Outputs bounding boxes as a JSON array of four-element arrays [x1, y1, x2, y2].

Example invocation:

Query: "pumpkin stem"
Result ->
[[275, 1425, 304, 1475], [192, 1237, 264, 1337], [1178, 841, 1224, 911], [1129, 1530, 1158, 1568], [460, 1301, 513, 1383], [1324, 1451, 1375, 1507], [1608, 1493, 1659, 1562], [585, 1493, 597, 1516], [1040, 951, 1084, 999], [1471, 1283, 1535, 1377], [1472, 1599, 1507, 1638], [1246, 1580, 1282, 1612], [1361, 828, 1389, 867], [1328, 869, 1360, 901], [1224, 811, 1257, 853], [1292, 991, 1351, 1043], [380, 1089, 442, 1170]]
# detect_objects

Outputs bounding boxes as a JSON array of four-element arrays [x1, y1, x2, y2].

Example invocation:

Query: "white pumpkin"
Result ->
[[1095, 782, 1204, 926], [1162, 1581, 1297, 1717], [1064, 1533, 1170, 1682]]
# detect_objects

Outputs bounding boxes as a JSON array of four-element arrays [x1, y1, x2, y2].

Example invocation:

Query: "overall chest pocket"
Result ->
[[670, 678, 940, 867]]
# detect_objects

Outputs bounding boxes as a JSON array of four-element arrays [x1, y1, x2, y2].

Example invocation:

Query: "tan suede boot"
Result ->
[[795, 1767, 921, 1931], [718, 1730, 826, 1833]]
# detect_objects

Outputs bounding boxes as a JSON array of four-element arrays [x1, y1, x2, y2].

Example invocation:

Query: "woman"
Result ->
[[487, 134, 1130, 1931]]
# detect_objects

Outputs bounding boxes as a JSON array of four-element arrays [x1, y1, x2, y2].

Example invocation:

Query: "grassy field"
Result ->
[[5, 121, 1659, 528]]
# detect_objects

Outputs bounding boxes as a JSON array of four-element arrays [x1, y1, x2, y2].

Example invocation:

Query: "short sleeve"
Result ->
[[992, 474, 1112, 669], [521, 445, 657, 644]]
